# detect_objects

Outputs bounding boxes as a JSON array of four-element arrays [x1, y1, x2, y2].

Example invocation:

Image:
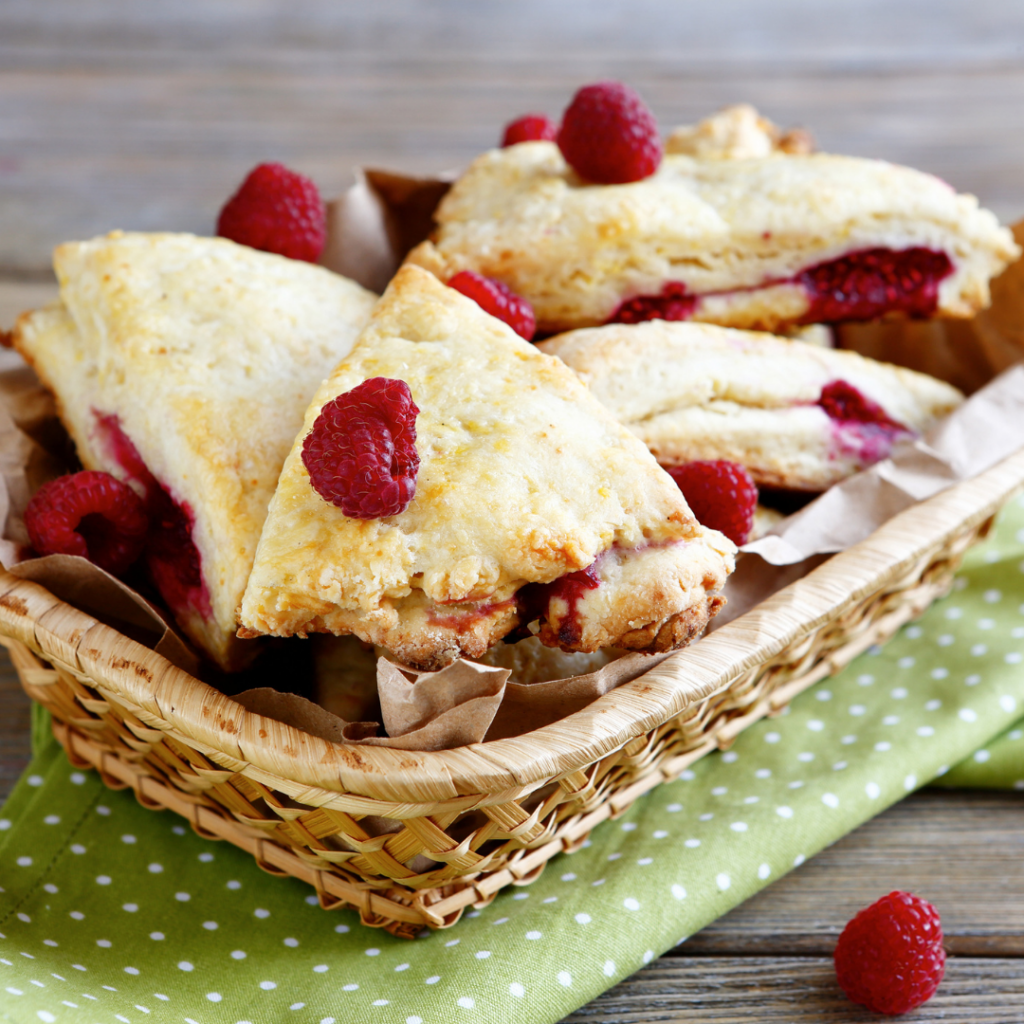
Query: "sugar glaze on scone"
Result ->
[[406, 138, 1018, 334], [12, 232, 377, 669], [539, 321, 963, 492], [239, 265, 735, 670]]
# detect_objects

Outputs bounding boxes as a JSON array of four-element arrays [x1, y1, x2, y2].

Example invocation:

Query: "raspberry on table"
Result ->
[[216, 162, 326, 263], [24, 470, 149, 577], [447, 270, 537, 340], [557, 81, 663, 184], [302, 377, 420, 519], [666, 460, 757, 546], [834, 891, 946, 1015], [502, 114, 558, 147]]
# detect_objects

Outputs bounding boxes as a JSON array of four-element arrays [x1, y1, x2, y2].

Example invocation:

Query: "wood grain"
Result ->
[[3, 3, 1024, 1019], [3, 2, 1024, 275], [561, 958, 1024, 1022]]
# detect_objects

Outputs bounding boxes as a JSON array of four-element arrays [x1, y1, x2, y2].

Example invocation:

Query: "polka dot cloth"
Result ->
[[2, 495, 1024, 1023]]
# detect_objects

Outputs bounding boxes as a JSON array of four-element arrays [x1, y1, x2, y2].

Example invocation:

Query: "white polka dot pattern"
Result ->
[[1, 499, 1024, 1023]]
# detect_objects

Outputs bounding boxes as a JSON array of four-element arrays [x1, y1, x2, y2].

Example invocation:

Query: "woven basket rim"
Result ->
[[3, 446, 1023, 804]]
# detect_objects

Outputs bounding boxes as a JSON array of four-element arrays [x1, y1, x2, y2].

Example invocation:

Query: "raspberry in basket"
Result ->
[[834, 891, 946, 1015], [302, 377, 420, 519], [25, 470, 149, 577], [557, 81, 663, 184], [217, 162, 326, 263], [502, 114, 558, 147], [666, 460, 757, 546], [448, 270, 537, 340]]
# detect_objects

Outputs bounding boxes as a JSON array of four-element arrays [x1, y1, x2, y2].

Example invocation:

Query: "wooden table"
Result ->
[[3, 4, 1024, 1019]]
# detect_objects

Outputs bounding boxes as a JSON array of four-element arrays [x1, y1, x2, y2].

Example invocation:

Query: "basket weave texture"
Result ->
[[4, 448, 1024, 937]]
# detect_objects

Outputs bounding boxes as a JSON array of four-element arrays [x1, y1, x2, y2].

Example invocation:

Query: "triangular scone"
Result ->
[[539, 320, 964, 491], [239, 265, 735, 670], [406, 137, 1019, 334], [12, 232, 377, 669]]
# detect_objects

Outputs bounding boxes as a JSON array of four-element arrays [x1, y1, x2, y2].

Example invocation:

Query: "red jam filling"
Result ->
[[797, 247, 953, 324], [817, 380, 913, 463], [512, 564, 601, 646], [604, 247, 953, 326], [92, 412, 211, 621], [608, 282, 697, 324]]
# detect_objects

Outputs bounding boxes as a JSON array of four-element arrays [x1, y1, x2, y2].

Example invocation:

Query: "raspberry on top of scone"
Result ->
[[406, 104, 1018, 335], [239, 265, 736, 670]]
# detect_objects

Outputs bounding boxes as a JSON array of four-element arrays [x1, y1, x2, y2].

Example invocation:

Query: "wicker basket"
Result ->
[[3, 447, 1023, 937]]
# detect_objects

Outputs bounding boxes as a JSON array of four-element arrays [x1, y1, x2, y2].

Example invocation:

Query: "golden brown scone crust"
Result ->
[[12, 232, 377, 668], [539, 320, 963, 492], [239, 266, 735, 669], [406, 141, 1019, 334]]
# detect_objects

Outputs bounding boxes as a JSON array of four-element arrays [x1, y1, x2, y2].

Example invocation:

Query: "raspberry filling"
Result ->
[[604, 247, 954, 326], [817, 379, 914, 464], [512, 564, 601, 646], [608, 282, 697, 325], [93, 412, 211, 621], [798, 247, 953, 323]]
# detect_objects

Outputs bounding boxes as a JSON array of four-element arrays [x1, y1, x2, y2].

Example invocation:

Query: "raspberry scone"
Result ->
[[539, 321, 963, 492], [406, 136, 1018, 334], [12, 232, 377, 669], [238, 265, 735, 670]]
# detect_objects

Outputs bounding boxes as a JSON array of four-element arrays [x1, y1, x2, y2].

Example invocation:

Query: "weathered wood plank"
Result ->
[[2, 3, 1024, 273], [683, 789, 1024, 957], [560, 957, 1024, 1023]]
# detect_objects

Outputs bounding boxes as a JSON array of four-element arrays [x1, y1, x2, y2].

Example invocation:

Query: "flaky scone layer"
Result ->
[[239, 266, 735, 669], [406, 142, 1019, 334], [13, 232, 377, 668], [540, 321, 963, 492]]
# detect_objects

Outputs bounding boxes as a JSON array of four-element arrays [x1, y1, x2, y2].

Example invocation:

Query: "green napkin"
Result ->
[[2, 493, 1024, 1024]]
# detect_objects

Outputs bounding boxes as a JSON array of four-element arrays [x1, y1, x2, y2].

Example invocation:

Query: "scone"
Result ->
[[539, 321, 963, 492], [238, 265, 735, 670], [406, 134, 1018, 334], [12, 232, 377, 669]]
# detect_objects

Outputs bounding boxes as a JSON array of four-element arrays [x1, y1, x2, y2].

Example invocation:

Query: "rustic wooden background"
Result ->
[[3, 2, 1024, 1020]]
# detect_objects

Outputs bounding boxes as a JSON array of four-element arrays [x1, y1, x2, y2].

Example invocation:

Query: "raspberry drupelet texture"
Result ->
[[216, 162, 326, 263], [557, 81, 663, 184], [502, 114, 558, 147], [666, 460, 757, 546], [834, 891, 946, 1015], [609, 282, 697, 324], [448, 270, 537, 340], [799, 247, 954, 323], [25, 470, 149, 577], [302, 377, 420, 520]]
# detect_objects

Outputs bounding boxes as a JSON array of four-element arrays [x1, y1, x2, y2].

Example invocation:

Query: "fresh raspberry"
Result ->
[[799, 247, 953, 323], [302, 377, 420, 519], [609, 282, 697, 324], [666, 460, 757, 546], [835, 891, 946, 1015], [216, 162, 326, 263], [25, 470, 149, 576], [557, 81, 663, 184], [501, 114, 558, 147], [447, 271, 536, 340]]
